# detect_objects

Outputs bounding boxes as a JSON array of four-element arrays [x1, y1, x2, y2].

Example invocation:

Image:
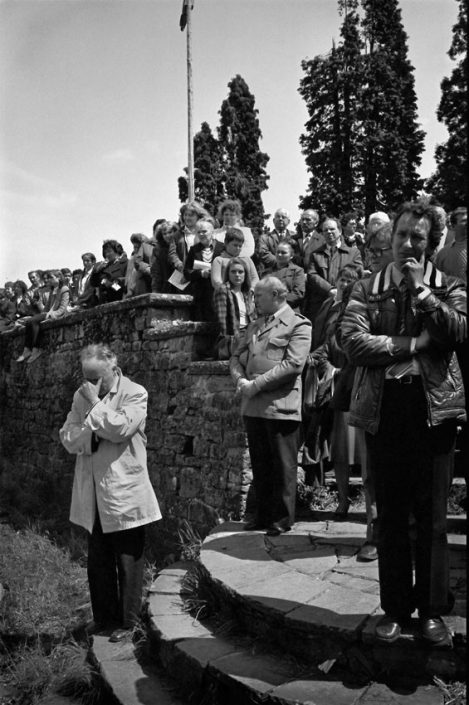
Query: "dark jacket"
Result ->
[[184, 240, 224, 321], [266, 263, 306, 312], [305, 241, 363, 322], [341, 261, 467, 434], [91, 256, 128, 304]]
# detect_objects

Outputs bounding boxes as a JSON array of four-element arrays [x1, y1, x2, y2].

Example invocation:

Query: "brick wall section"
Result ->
[[0, 294, 251, 538]]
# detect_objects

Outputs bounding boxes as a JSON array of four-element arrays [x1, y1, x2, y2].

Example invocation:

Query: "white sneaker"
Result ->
[[16, 348, 32, 362], [27, 348, 43, 363]]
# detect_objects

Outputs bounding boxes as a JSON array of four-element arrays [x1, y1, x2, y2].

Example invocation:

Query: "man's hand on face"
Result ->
[[79, 377, 102, 405], [401, 253, 425, 293]]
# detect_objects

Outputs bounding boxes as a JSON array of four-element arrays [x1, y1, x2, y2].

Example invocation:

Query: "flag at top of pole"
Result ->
[[180, 0, 194, 31]]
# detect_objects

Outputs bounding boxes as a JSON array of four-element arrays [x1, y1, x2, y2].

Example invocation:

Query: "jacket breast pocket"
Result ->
[[266, 336, 289, 361]]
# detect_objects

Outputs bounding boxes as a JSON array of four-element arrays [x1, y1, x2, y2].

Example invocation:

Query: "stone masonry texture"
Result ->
[[0, 295, 251, 545]]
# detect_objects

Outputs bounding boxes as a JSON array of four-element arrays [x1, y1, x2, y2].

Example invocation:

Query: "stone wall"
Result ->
[[0, 295, 251, 542]]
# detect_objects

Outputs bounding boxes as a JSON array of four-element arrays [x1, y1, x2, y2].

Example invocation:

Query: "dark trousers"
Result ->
[[87, 513, 145, 628], [366, 379, 456, 621], [244, 416, 300, 528], [24, 313, 47, 349]]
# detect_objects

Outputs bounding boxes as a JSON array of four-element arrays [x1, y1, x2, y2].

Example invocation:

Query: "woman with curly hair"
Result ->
[[90, 240, 128, 304], [16, 269, 70, 363]]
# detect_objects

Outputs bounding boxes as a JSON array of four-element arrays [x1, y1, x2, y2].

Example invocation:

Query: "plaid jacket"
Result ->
[[213, 284, 256, 336]]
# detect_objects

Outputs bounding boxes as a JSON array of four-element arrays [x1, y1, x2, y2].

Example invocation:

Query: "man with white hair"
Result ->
[[230, 277, 311, 536], [366, 211, 391, 239], [258, 208, 296, 272]]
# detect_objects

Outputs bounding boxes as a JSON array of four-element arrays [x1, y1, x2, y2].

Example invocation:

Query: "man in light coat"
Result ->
[[230, 277, 311, 536], [60, 344, 161, 642]]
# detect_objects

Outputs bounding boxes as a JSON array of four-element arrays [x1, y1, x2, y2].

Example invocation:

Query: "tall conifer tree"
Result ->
[[299, 0, 425, 217], [218, 75, 270, 234], [426, 0, 467, 209], [178, 122, 224, 213], [359, 0, 425, 214]]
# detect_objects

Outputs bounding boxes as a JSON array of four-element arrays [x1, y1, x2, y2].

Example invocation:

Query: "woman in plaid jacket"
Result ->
[[213, 257, 256, 358]]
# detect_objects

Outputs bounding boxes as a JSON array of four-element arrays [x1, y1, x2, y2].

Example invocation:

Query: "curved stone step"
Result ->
[[197, 521, 466, 680], [146, 561, 447, 705]]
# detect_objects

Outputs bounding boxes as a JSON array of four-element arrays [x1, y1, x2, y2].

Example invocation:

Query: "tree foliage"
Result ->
[[179, 75, 270, 234], [426, 0, 467, 209], [299, 0, 425, 217], [178, 122, 224, 213]]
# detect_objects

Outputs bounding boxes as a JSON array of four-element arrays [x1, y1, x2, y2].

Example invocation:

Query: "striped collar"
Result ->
[[371, 261, 444, 295]]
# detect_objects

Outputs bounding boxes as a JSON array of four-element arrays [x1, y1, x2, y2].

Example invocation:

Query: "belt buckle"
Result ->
[[400, 375, 413, 385]]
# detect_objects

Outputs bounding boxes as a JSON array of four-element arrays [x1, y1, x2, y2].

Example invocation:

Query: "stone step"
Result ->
[[144, 561, 448, 705], [196, 521, 466, 681]]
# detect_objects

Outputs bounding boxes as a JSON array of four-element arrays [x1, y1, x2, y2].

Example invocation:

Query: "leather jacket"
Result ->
[[341, 262, 466, 434]]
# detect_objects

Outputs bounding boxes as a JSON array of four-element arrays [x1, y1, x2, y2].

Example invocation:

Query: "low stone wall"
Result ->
[[0, 295, 251, 543]]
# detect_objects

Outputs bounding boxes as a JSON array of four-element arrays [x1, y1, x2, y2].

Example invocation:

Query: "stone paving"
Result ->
[[89, 514, 465, 705]]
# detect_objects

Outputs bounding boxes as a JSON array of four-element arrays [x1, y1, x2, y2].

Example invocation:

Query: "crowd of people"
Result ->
[[1, 195, 466, 649]]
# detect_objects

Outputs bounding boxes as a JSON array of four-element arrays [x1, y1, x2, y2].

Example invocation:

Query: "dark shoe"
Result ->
[[375, 615, 402, 643], [265, 523, 291, 537], [109, 628, 132, 643], [357, 542, 378, 562], [420, 617, 452, 646], [244, 520, 266, 531]]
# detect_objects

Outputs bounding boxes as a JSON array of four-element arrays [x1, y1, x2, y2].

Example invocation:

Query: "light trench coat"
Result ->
[[60, 370, 161, 534]]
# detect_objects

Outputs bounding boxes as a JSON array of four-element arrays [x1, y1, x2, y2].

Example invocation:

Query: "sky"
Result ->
[[0, 0, 459, 283]]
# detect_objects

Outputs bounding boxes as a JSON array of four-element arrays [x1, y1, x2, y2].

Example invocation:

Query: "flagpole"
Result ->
[[186, 1, 195, 201]]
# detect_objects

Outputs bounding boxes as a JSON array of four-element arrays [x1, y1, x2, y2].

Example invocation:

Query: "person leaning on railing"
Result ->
[[16, 269, 70, 364]]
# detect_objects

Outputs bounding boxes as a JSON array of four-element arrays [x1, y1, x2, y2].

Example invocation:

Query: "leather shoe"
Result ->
[[375, 616, 402, 643], [420, 617, 452, 646], [109, 628, 132, 643], [357, 542, 378, 562], [265, 523, 291, 537]]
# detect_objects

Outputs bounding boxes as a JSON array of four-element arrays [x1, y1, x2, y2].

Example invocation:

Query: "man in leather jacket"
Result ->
[[341, 200, 466, 647]]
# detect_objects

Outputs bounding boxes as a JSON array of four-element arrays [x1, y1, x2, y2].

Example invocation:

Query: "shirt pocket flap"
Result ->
[[269, 337, 289, 348]]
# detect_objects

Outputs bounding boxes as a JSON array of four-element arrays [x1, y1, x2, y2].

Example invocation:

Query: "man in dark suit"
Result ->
[[230, 276, 312, 536], [304, 217, 363, 323]]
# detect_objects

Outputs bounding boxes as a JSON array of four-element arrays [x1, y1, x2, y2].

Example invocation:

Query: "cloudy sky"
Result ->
[[0, 0, 458, 283]]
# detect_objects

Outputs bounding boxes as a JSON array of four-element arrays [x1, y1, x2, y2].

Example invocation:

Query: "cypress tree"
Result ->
[[178, 121, 224, 214], [299, 0, 425, 217], [426, 0, 467, 209], [359, 0, 425, 215], [217, 75, 270, 235]]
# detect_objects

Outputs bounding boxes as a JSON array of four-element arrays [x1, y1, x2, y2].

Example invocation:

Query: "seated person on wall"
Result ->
[[73, 252, 98, 309], [0, 287, 16, 331], [184, 219, 224, 321], [26, 270, 50, 315], [211, 227, 259, 291], [90, 240, 128, 304], [16, 269, 70, 364], [59, 343, 161, 643], [151, 220, 179, 293], [262, 242, 305, 312], [124, 233, 154, 298], [213, 257, 256, 360], [304, 217, 363, 323], [12, 280, 34, 323], [214, 199, 256, 259], [258, 208, 298, 273]]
